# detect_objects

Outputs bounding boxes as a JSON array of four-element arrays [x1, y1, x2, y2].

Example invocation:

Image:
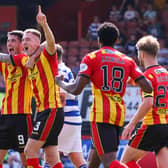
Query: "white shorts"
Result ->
[[58, 122, 83, 155]]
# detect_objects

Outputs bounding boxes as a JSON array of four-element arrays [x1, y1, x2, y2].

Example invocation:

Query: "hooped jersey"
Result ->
[[142, 65, 168, 125], [13, 48, 62, 112], [79, 47, 144, 126]]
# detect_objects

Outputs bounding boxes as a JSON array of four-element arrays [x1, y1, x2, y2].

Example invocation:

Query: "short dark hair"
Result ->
[[56, 44, 64, 61], [8, 30, 24, 42], [97, 22, 119, 46]]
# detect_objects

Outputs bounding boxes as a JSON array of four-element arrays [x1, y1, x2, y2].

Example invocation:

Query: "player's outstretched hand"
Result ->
[[36, 5, 47, 26], [55, 75, 64, 85], [121, 122, 136, 140]]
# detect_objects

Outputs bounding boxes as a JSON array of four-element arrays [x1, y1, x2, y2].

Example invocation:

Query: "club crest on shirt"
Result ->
[[80, 63, 88, 72]]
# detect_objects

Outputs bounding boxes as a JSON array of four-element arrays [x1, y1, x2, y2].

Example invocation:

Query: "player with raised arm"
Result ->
[[9, 6, 64, 168], [55, 22, 152, 168]]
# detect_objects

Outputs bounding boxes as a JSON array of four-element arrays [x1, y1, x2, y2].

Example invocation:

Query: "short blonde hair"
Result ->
[[24, 28, 41, 41], [136, 35, 160, 56]]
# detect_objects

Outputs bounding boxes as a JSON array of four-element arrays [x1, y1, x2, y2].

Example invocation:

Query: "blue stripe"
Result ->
[[64, 78, 69, 82], [64, 111, 80, 116], [64, 121, 82, 125], [66, 100, 78, 106]]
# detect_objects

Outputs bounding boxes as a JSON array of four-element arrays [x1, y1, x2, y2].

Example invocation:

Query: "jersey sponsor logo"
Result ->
[[80, 63, 88, 72], [157, 108, 168, 115], [154, 68, 167, 74]]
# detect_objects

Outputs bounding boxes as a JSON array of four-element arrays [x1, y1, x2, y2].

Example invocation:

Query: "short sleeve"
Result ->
[[79, 55, 92, 79], [12, 54, 27, 67], [129, 59, 144, 82]]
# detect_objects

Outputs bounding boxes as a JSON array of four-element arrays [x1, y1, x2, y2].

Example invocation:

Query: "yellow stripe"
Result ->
[[55, 85, 62, 108], [159, 114, 167, 124], [108, 95, 117, 124], [118, 102, 125, 126], [12, 79, 19, 114], [91, 87, 103, 122], [36, 73, 45, 112], [2, 64, 8, 114], [24, 77, 32, 114], [28, 66, 45, 112], [143, 109, 154, 125], [40, 54, 55, 108]]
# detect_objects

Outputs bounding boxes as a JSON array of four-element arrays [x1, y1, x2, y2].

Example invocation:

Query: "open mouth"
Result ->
[[8, 48, 15, 54], [23, 47, 29, 52]]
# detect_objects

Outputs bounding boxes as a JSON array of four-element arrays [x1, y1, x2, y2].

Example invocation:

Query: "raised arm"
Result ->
[[36, 5, 55, 55], [0, 53, 13, 64]]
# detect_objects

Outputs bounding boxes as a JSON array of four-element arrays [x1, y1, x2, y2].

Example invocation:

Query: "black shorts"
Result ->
[[0, 114, 33, 153], [30, 108, 64, 147], [129, 124, 168, 153], [91, 122, 121, 156]]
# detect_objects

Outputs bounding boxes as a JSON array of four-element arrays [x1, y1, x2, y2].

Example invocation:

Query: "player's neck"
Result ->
[[144, 58, 158, 69]]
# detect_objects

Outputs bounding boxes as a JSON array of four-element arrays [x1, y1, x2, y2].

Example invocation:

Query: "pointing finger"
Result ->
[[38, 5, 42, 13]]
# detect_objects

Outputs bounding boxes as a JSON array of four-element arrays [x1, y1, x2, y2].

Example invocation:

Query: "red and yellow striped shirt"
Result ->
[[142, 65, 168, 125], [13, 48, 62, 112], [79, 47, 144, 126], [0, 61, 32, 115]]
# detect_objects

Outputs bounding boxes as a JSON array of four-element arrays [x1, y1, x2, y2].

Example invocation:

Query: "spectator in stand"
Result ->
[[147, 17, 163, 38], [108, 5, 121, 22], [158, 39, 168, 65], [143, 3, 157, 21], [123, 4, 139, 22], [114, 35, 126, 53], [125, 34, 137, 57], [120, 0, 139, 13], [87, 16, 101, 41]]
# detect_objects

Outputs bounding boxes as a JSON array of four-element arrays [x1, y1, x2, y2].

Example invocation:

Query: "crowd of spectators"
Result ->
[[0, 0, 168, 84], [60, 0, 168, 77]]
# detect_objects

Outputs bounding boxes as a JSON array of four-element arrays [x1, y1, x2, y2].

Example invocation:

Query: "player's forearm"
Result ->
[[42, 22, 56, 55], [130, 97, 153, 125], [0, 53, 12, 64], [57, 81, 81, 95]]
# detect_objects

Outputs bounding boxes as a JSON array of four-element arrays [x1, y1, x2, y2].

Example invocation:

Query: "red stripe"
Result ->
[[18, 70, 26, 114], [166, 115, 168, 123], [44, 49, 58, 77], [91, 122, 104, 155], [40, 108, 56, 140], [115, 103, 121, 126], [93, 94, 96, 122], [1, 64, 8, 114], [130, 125, 147, 148], [32, 79, 41, 110], [153, 110, 161, 124], [103, 96, 110, 122], [37, 60, 49, 110], [7, 82, 15, 114], [26, 114, 33, 136], [82, 135, 91, 139]]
